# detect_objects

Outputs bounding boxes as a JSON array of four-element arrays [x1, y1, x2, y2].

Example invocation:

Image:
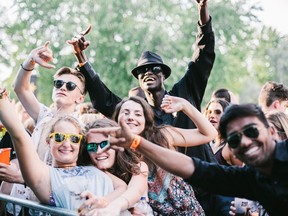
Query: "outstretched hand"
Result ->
[[67, 25, 91, 54], [28, 41, 55, 69]]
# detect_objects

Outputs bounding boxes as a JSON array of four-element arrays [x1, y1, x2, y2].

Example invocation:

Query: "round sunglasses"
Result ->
[[226, 125, 260, 149], [136, 66, 162, 76], [49, 132, 83, 145], [53, 80, 84, 95]]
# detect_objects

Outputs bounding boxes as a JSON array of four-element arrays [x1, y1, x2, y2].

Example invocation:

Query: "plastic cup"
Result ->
[[0, 148, 11, 165]]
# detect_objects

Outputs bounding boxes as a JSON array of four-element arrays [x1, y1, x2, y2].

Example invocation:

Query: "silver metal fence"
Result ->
[[0, 193, 77, 216]]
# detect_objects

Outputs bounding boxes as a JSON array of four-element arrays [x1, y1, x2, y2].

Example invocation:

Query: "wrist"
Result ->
[[21, 58, 36, 71], [74, 52, 87, 64], [100, 197, 108, 207], [129, 135, 142, 151], [120, 196, 130, 209]]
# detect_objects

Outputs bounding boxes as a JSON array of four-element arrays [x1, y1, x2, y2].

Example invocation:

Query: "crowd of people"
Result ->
[[1, 0, 288, 216]]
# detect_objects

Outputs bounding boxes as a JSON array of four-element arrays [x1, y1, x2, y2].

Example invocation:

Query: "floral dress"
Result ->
[[148, 167, 205, 215]]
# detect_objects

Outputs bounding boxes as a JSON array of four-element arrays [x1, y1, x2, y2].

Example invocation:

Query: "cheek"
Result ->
[[140, 118, 146, 128], [50, 144, 58, 155], [89, 154, 98, 164]]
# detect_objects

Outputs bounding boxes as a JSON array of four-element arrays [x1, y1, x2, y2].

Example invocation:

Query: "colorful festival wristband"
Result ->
[[129, 135, 141, 150]]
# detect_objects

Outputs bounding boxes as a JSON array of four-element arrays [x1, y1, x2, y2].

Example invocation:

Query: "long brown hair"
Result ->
[[77, 118, 141, 184], [112, 96, 170, 170]]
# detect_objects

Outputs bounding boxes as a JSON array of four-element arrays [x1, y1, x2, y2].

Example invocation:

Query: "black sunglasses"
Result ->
[[87, 140, 110, 153], [53, 80, 84, 95], [136, 66, 162, 76], [226, 125, 260, 149]]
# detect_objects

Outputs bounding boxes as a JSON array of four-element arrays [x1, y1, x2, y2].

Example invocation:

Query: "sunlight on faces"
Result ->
[[86, 132, 116, 170], [48, 121, 81, 167], [118, 100, 145, 135], [226, 116, 275, 167], [205, 102, 224, 130], [52, 74, 85, 106]]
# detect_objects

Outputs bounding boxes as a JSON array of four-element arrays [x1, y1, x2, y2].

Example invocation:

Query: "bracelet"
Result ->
[[20, 63, 34, 71], [121, 196, 130, 208], [129, 135, 141, 150], [0, 88, 8, 99]]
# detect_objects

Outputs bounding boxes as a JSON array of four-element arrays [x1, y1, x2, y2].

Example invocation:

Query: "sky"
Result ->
[[256, 0, 288, 35]]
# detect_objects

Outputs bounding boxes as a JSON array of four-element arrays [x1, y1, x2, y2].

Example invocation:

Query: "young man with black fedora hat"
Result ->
[[68, 0, 224, 214], [70, 0, 214, 158]]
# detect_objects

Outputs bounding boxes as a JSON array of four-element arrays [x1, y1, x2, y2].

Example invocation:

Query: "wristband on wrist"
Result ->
[[129, 135, 141, 150], [20, 63, 34, 71], [79, 61, 87, 67]]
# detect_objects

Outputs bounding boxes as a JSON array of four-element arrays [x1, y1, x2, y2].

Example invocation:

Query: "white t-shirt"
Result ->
[[49, 166, 114, 210]]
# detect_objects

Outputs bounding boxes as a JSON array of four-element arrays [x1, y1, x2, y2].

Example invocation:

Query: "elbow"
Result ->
[[117, 184, 128, 194], [210, 127, 218, 140], [13, 82, 22, 95]]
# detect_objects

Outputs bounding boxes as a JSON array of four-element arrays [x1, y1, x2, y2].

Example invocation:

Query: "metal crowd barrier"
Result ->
[[0, 193, 77, 216]]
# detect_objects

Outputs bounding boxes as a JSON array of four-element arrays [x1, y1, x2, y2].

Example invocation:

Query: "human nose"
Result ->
[[127, 113, 135, 121], [144, 69, 153, 76], [61, 137, 71, 146], [238, 133, 252, 147]]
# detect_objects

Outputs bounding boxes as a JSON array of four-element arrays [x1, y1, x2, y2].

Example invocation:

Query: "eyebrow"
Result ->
[[228, 123, 257, 135], [122, 108, 142, 113]]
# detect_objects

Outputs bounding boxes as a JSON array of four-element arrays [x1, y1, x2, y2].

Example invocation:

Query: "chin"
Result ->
[[131, 128, 141, 135]]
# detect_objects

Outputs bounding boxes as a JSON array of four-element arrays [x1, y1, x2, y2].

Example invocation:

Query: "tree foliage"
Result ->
[[1, 0, 287, 107]]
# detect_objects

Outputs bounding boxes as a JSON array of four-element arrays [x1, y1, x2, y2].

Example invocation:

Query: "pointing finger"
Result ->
[[80, 24, 92, 36]]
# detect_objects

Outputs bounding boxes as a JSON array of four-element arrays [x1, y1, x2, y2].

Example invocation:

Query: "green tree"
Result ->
[[1, 0, 285, 107]]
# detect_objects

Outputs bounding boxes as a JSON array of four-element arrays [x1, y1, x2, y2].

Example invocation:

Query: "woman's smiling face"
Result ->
[[86, 132, 116, 170], [118, 100, 146, 135]]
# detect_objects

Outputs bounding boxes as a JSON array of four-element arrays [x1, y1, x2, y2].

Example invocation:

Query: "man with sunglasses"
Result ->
[[107, 103, 288, 215], [69, 1, 217, 213], [14, 41, 86, 158], [5, 42, 87, 215]]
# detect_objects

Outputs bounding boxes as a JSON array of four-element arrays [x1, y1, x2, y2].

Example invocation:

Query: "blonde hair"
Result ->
[[53, 67, 86, 94]]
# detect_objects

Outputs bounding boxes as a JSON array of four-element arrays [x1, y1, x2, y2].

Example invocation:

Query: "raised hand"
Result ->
[[195, 0, 208, 6], [160, 95, 184, 114], [27, 41, 55, 69], [67, 25, 91, 54]]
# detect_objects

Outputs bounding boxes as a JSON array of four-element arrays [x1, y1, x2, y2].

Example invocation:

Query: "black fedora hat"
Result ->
[[131, 51, 171, 79]]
